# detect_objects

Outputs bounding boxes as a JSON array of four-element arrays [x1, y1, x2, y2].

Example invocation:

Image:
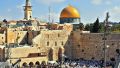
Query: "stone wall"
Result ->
[[33, 30, 69, 61], [71, 31, 120, 61], [6, 28, 39, 45], [6, 29, 27, 44]]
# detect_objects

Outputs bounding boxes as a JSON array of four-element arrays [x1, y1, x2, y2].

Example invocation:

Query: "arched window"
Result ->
[[29, 62, 34, 67], [48, 48, 53, 61], [58, 48, 62, 62], [22, 62, 27, 67], [35, 61, 40, 65]]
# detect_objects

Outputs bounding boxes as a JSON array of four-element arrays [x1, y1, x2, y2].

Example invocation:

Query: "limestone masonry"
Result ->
[[0, 0, 120, 67]]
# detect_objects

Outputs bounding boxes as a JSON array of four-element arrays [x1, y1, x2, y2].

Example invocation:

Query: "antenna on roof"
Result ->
[[48, 6, 51, 23]]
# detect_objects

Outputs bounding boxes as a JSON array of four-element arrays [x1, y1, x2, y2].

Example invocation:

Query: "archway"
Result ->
[[22, 62, 28, 67], [48, 48, 53, 61], [41, 61, 46, 65], [58, 48, 62, 62], [35, 61, 40, 65], [29, 62, 34, 67], [41, 61, 46, 68], [35, 61, 40, 68]]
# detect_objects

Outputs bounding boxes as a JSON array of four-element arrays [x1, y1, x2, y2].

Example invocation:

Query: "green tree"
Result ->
[[79, 23, 84, 30], [84, 23, 94, 32], [85, 24, 90, 31], [99, 23, 104, 32], [111, 24, 120, 32], [91, 18, 100, 33]]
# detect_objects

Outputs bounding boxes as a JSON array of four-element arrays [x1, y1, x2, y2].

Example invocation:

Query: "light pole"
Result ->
[[103, 28, 106, 68], [103, 12, 110, 68]]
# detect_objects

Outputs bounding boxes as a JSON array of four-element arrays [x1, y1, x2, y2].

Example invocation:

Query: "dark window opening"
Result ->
[[55, 42, 57, 46], [82, 49, 84, 52], [47, 41, 49, 46], [112, 43, 114, 45], [61, 42, 64, 45], [78, 44, 80, 47], [58, 34, 60, 37], [38, 53, 40, 56], [48, 35, 49, 38]]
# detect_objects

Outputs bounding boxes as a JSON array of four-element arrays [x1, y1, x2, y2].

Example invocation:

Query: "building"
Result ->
[[60, 5, 81, 30], [24, 0, 32, 20], [0, 0, 120, 67], [60, 5, 80, 24]]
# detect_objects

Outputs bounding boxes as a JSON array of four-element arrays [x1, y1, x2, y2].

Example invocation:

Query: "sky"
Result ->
[[0, 0, 120, 24]]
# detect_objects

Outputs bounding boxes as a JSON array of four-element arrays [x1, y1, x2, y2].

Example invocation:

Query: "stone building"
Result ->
[[24, 0, 32, 20], [0, 0, 120, 67], [0, 23, 72, 67]]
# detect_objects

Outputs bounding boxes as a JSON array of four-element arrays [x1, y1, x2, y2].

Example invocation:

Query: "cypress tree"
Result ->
[[92, 18, 100, 33]]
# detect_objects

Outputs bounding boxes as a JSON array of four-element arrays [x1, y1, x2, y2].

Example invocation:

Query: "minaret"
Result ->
[[24, 0, 32, 20]]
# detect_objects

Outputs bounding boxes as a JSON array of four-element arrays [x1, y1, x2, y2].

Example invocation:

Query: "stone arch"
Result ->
[[58, 47, 63, 62], [48, 48, 53, 61], [41, 61, 47, 68], [35, 61, 41, 68], [22, 62, 28, 67], [41, 61, 46, 65], [29, 62, 34, 67], [35, 61, 40, 65]]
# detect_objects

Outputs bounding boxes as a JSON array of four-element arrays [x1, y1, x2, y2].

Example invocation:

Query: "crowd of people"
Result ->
[[59, 60, 113, 68], [55, 59, 115, 68], [22, 59, 115, 68]]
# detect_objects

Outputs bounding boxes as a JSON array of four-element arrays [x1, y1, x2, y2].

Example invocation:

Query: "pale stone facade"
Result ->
[[6, 47, 48, 66], [0, 24, 120, 67], [70, 30, 120, 61], [0, 0, 119, 67], [0, 24, 72, 67]]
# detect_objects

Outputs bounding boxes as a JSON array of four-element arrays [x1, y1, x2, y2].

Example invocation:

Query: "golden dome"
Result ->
[[60, 5, 80, 18]]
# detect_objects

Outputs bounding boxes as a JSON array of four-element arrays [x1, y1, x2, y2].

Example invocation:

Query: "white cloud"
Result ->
[[36, 0, 65, 5], [104, 6, 120, 22], [110, 6, 120, 15]]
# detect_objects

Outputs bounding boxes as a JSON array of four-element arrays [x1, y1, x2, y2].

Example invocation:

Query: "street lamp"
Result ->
[[103, 12, 110, 68]]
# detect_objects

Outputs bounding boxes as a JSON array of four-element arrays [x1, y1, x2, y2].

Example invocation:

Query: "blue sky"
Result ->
[[0, 0, 120, 24]]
